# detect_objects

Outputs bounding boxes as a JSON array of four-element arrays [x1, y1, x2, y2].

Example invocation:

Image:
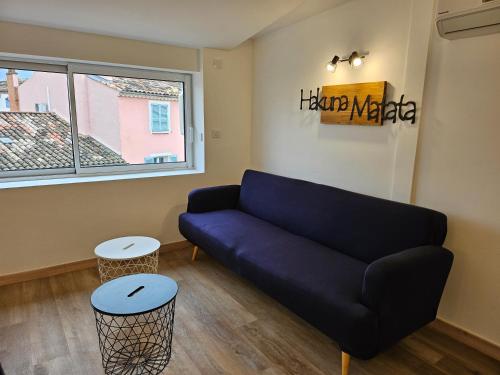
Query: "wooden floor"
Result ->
[[0, 247, 499, 375]]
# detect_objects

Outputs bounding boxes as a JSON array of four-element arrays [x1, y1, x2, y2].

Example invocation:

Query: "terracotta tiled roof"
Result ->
[[89, 75, 181, 100], [0, 112, 127, 171]]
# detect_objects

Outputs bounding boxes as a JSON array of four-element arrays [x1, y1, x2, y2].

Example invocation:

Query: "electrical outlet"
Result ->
[[211, 129, 222, 139], [212, 58, 223, 69]]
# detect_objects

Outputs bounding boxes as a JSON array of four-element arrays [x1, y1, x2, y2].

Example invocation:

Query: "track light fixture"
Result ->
[[348, 51, 364, 68], [326, 51, 367, 72], [326, 55, 340, 73]]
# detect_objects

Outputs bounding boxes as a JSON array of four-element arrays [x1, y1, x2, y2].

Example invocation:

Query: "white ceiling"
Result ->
[[0, 0, 351, 49], [255, 0, 351, 37]]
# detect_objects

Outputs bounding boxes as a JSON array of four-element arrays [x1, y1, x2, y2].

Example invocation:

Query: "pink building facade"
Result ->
[[18, 72, 184, 165], [118, 96, 184, 163], [19, 71, 70, 119]]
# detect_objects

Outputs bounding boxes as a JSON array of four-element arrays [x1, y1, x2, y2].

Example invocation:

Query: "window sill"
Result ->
[[0, 168, 203, 190]]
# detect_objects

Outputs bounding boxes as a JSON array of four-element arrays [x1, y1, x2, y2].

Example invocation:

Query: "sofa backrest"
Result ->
[[238, 170, 447, 264]]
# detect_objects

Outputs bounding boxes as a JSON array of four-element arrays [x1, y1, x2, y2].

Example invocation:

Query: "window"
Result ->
[[35, 103, 49, 112], [150, 102, 170, 133], [144, 153, 177, 164], [0, 65, 74, 174], [0, 59, 193, 181]]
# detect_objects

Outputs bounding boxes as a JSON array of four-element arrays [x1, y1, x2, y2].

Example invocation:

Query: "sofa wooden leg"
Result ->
[[192, 245, 199, 261], [342, 351, 350, 375]]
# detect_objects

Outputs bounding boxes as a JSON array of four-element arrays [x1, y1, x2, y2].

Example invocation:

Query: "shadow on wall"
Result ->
[[439, 213, 500, 323], [446, 214, 500, 250], [317, 119, 395, 144], [160, 203, 188, 244]]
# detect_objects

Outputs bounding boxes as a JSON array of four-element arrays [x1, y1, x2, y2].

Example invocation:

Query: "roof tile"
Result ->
[[0, 112, 127, 171], [89, 75, 181, 100]]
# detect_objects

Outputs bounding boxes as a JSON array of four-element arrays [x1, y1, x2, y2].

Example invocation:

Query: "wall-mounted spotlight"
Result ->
[[326, 55, 340, 73], [326, 51, 367, 72], [348, 51, 364, 68]]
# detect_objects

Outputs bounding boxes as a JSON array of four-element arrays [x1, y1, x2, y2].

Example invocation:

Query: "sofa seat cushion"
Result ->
[[179, 209, 252, 267], [180, 209, 310, 268], [179, 209, 378, 357], [234, 231, 379, 358]]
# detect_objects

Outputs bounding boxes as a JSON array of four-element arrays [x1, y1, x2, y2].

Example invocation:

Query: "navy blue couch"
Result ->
[[179, 170, 453, 363]]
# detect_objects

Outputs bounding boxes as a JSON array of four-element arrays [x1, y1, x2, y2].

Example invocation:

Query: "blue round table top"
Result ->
[[91, 274, 178, 316]]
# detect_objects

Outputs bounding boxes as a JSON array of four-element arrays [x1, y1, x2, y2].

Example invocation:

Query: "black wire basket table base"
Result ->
[[94, 300, 176, 375], [91, 274, 178, 375]]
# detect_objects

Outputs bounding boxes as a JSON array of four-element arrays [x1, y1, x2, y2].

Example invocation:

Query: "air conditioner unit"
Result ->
[[436, 0, 500, 39]]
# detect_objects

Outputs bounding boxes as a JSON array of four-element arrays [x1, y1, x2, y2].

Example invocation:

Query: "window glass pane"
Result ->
[[151, 104, 161, 132], [73, 74, 186, 168], [160, 104, 170, 131], [150, 103, 170, 133], [0, 67, 75, 173]]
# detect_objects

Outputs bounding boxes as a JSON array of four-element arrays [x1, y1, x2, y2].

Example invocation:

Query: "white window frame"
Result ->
[[149, 101, 171, 134], [0, 58, 194, 182]]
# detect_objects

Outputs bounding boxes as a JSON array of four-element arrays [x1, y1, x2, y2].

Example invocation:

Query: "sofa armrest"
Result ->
[[187, 185, 241, 213], [362, 245, 453, 312], [361, 245, 453, 348]]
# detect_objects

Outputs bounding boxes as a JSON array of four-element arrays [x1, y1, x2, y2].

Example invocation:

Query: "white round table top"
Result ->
[[95, 236, 161, 260]]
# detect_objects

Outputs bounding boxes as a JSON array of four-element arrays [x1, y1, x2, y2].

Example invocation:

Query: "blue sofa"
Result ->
[[179, 170, 453, 372]]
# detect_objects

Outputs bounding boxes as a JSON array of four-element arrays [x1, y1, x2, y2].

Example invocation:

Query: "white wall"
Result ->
[[0, 26, 253, 275], [0, 21, 199, 72], [414, 31, 500, 345], [252, 0, 432, 199]]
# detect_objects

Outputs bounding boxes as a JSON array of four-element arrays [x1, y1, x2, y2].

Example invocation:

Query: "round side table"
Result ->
[[91, 273, 178, 375], [95, 236, 160, 283]]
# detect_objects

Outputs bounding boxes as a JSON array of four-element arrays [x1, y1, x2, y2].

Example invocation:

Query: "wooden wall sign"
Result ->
[[300, 81, 416, 126], [321, 81, 386, 125]]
